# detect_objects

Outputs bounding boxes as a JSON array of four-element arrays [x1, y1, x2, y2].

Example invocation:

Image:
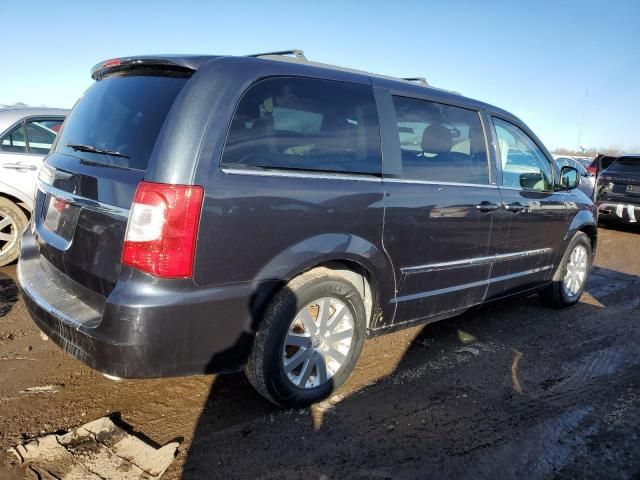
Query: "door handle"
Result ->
[[3, 162, 38, 171], [476, 201, 500, 212], [504, 202, 525, 212]]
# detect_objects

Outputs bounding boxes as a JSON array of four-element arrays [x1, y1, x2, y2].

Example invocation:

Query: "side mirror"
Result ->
[[558, 166, 580, 190]]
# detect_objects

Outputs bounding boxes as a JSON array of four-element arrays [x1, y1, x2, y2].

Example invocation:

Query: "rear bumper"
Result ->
[[18, 229, 255, 378], [597, 201, 639, 223]]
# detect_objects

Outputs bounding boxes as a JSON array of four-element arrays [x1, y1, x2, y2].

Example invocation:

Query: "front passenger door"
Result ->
[[486, 116, 568, 299]]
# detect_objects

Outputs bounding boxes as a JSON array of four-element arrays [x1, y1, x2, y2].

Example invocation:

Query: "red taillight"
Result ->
[[102, 58, 121, 68], [586, 166, 597, 176], [122, 181, 204, 278]]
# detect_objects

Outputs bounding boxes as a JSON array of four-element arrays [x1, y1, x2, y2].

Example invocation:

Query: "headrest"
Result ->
[[421, 124, 453, 155]]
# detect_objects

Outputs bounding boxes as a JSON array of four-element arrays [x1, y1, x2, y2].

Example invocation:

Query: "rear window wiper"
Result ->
[[67, 143, 130, 159]]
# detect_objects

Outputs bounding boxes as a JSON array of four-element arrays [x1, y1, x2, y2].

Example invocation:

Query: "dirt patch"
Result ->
[[8, 416, 179, 479]]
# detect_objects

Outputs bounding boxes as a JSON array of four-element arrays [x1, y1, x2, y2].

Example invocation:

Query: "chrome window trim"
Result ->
[[401, 247, 553, 274], [383, 178, 500, 189], [221, 167, 383, 183], [393, 265, 554, 303], [498, 185, 557, 194]]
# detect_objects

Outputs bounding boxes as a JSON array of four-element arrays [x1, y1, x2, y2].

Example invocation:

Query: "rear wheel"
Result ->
[[540, 231, 592, 308], [245, 268, 366, 408], [0, 198, 28, 267]]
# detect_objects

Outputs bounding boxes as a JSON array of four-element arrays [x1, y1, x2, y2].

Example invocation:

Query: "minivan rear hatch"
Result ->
[[34, 69, 190, 295]]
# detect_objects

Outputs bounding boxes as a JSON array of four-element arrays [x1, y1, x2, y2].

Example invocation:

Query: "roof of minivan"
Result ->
[[92, 53, 514, 119], [0, 107, 69, 133]]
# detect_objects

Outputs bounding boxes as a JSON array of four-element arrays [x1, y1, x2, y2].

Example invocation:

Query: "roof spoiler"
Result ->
[[90, 57, 196, 80]]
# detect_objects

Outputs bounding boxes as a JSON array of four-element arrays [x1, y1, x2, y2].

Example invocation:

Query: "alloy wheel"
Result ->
[[282, 297, 355, 389], [563, 244, 588, 297], [0, 213, 18, 256]]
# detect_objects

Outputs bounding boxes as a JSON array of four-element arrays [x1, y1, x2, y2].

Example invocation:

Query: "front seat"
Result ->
[[421, 123, 453, 160]]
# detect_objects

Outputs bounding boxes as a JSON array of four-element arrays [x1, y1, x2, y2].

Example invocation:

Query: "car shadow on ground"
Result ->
[[180, 266, 640, 479], [0, 271, 18, 318], [598, 221, 640, 233]]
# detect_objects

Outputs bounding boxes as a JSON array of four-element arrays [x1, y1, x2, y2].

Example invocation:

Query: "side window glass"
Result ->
[[391, 96, 489, 184], [493, 118, 552, 191], [26, 120, 62, 154], [0, 124, 27, 153], [222, 77, 381, 174]]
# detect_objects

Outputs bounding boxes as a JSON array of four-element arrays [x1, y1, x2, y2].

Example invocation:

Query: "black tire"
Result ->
[[540, 231, 593, 308], [0, 198, 28, 267], [245, 267, 366, 408]]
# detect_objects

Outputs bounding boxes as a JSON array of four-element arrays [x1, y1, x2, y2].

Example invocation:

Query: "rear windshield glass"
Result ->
[[55, 74, 187, 170], [610, 157, 640, 171]]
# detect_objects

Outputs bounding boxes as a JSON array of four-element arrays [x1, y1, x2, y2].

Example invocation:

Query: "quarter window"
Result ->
[[392, 96, 489, 184], [222, 77, 381, 174], [493, 118, 552, 191], [0, 124, 27, 153]]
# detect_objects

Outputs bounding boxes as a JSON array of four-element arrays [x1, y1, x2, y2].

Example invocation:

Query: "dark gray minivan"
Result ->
[[18, 51, 597, 407]]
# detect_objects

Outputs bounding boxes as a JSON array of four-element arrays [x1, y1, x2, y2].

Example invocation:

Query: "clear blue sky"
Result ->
[[1, 0, 638, 151]]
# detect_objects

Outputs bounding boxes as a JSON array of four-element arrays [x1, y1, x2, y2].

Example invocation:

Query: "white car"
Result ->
[[0, 107, 68, 266]]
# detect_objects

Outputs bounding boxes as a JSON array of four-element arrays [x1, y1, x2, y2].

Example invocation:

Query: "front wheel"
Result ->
[[245, 268, 366, 408], [540, 231, 593, 308]]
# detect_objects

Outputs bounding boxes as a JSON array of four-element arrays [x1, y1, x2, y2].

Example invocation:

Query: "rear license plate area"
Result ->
[[43, 195, 80, 240]]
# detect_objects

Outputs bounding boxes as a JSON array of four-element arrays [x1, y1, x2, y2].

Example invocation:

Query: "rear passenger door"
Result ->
[[377, 91, 502, 326], [199, 75, 390, 306], [485, 116, 568, 299]]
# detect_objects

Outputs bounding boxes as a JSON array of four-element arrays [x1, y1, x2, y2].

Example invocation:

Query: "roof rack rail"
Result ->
[[402, 77, 429, 86], [248, 49, 307, 60]]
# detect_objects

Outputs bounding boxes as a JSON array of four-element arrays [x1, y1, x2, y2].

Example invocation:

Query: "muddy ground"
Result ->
[[1, 225, 639, 479]]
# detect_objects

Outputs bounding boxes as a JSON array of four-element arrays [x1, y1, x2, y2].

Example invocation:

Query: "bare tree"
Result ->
[[552, 145, 636, 157]]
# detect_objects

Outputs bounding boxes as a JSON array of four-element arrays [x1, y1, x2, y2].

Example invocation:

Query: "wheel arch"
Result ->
[[249, 234, 394, 332], [567, 209, 598, 254], [0, 181, 33, 218]]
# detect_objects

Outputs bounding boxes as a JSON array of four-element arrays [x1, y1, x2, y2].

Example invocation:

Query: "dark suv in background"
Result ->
[[597, 155, 640, 223], [18, 51, 597, 407]]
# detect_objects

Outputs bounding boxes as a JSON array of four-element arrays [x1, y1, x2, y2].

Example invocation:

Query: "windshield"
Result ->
[[55, 73, 188, 170]]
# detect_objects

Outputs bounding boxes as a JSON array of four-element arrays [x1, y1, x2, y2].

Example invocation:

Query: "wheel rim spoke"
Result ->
[[326, 328, 353, 344], [0, 232, 15, 242], [317, 298, 331, 333], [324, 346, 346, 364], [284, 347, 308, 373], [298, 308, 318, 336], [315, 355, 328, 384], [285, 333, 310, 348], [0, 217, 13, 230], [297, 357, 314, 387], [325, 303, 346, 333]]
